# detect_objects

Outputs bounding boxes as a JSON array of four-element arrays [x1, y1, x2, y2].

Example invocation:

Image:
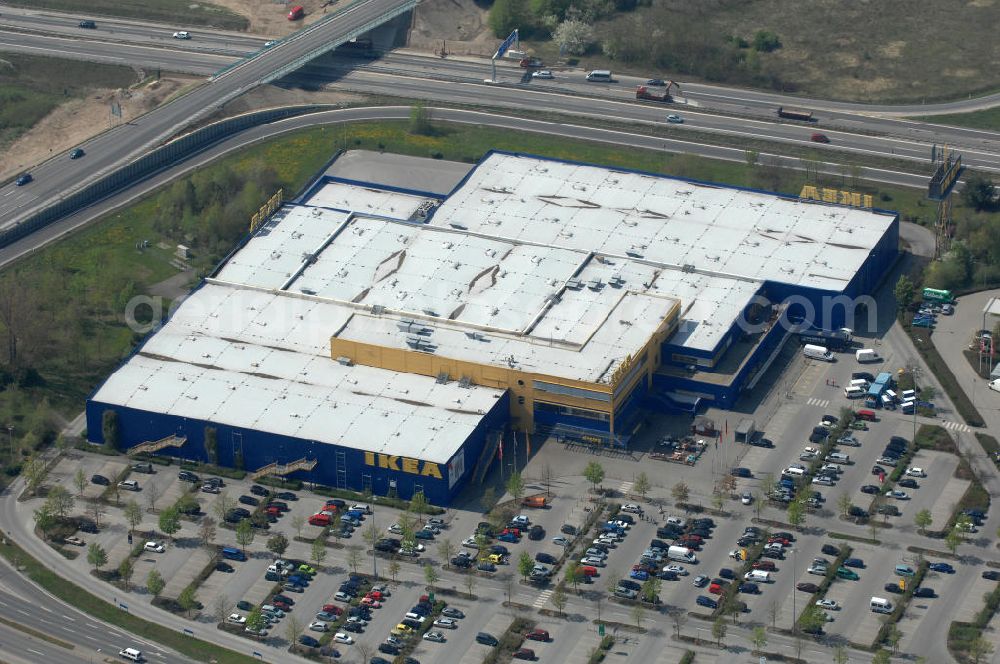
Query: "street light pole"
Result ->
[[791, 547, 797, 631], [5, 426, 12, 464]]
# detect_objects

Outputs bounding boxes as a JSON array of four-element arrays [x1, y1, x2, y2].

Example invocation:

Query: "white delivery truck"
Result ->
[[856, 348, 879, 363], [667, 545, 697, 563], [870, 597, 893, 614], [803, 344, 834, 361]]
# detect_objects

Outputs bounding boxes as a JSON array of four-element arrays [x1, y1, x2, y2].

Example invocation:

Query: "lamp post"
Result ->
[[791, 547, 798, 632], [5, 425, 12, 464]]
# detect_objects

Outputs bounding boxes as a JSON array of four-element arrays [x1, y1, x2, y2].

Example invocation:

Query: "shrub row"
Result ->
[[482, 616, 534, 664], [901, 319, 984, 427]]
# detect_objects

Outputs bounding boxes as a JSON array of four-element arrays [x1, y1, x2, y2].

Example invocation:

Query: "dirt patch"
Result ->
[[0, 75, 202, 182], [206, 0, 353, 36], [409, 0, 497, 58], [218, 82, 365, 117]]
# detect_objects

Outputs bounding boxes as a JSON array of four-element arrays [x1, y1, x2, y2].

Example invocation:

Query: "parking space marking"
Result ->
[[618, 481, 633, 495], [532, 588, 554, 609], [806, 397, 830, 407], [942, 421, 971, 433]]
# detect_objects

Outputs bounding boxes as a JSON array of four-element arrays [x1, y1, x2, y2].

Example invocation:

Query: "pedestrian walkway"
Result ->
[[941, 420, 972, 433], [618, 481, 634, 495], [806, 397, 830, 407], [533, 588, 554, 609]]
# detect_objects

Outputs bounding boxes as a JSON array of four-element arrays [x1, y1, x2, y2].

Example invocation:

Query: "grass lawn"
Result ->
[[0, 54, 138, 152], [2, 0, 247, 30], [913, 107, 1000, 132]]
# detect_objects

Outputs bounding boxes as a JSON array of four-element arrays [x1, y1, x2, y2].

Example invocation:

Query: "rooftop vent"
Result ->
[[625, 247, 644, 258], [436, 372, 450, 384], [608, 275, 626, 288], [588, 279, 604, 291], [566, 278, 584, 290], [449, 223, 468, 230], [371, 305, 385, 315], [336, 356, 353, 366], [459, 376, 472, 388]]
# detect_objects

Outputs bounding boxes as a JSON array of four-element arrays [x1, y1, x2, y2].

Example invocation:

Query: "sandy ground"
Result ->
[[409, 0, 497, 58], [0, 74, 202, 181], [217, 83, 364, 116], [207, 0, 354, 36]]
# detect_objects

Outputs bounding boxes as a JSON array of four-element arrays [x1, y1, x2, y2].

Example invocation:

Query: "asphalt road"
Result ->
[[0, 0, 414, 229]]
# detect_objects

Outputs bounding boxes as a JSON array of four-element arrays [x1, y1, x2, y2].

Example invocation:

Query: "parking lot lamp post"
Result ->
[[371, 502, 377, 579], [791, 548, 797, 631], [5, 425, 12, 463]]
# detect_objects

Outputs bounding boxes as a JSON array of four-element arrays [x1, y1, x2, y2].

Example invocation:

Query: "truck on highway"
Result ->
[[777, 106, 814, 121], [635, 83, 678, 102], [519, 57, 543, 68]]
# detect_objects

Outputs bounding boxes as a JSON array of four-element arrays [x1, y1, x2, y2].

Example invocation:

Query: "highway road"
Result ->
[[0, 0, 415, 230]]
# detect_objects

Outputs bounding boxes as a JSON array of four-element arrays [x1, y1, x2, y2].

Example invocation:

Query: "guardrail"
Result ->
[[0, 105, 325, 251]]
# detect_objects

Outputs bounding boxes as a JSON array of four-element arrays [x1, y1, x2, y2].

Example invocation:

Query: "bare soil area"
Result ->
[[218, 83, 365, 117], [206, 0, 354, 36], [409, 0, 496, 58], [0, 75, 201, 181]]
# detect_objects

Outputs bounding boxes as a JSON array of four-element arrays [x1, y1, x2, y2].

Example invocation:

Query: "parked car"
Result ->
[[91, 474, 110, 486], [796, 582, 820, 593], [929, 562, 955, 574]]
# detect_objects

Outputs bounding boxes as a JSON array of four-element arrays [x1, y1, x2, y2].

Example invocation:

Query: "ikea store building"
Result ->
[[86, 151, 898, 505]]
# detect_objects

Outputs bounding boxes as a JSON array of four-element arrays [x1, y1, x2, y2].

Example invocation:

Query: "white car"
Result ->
[[143, 541, 165, 553], [511, 515, 530, 526], [820, 464, 841, 474], [888, 490, 910, 500], [350, 504, 371, 514], [263, 40, 275, 48], [346, 616, 368, 626], [173, 31, 190, 39], [666, 114, 683, 124], [621, 503, 643, 514], [226, 613, 246, 625], [729, 549, 744, 560], [333, 591, 352, 602], [663, 564, 688, 576], [610, 520, 630, 530], [552, 536, 569, 546], [816, 599, 839, 610], [423, 630, 446, 642], [531, 70, 554, 79], [308, 621, 328, 632], [388, 523, 403, 534], [585, 548, 608, 559], [906, 467, 926, 478], [462, 537, 479, 548], [433, 618, 458, 629], [333, 632, 353, 644], [63, 535, 85, 546], [665, 516, 686, 527], [580, 556, 605, 567], [741, 492, 753, 505]]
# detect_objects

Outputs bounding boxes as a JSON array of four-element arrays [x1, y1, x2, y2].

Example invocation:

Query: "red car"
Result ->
[[321, 604, 343, 615], [767, 536, 790, 546], [678, 534, 702, 543], [709, 582, 724, 595], [810, 132, 830, 143], [308, 513, 331, 526], [287, 5, 304, 20], [366, 591, 384, 601], [501, 528, 521, 537], [513, 648, 536, 660], [525, 628, 550, 641], [273, 599, 291, 611], [752, 561, 776, 571]]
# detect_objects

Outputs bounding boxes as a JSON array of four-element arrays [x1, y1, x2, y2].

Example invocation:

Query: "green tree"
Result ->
[[45, 485, 74, 518], [290, 514, 306, 539], [409, 491, 429, 519], [633, 472, 651, 500], [871, 648, 891, 664], [235, 518, 255, 552], [506, 471, 526, 502], [203, 426, 218, 465], [517, 551, 534, 580], [750, 626, 767, 655], [33, 504, 56, 537], [584, 461, 605, 492], [87, 542, 107, 572], [564, 560, 582, 591], [945, 529, 962, 554], [158, 506, 181, 540], [73, 467, 87, 497], [760, 473, 776, 499], [464, 568, 476, 598], [212, 491, 235, 522], [886, 623, 902, 654], [631, 602, 646, 629], [175, 493, 199, 516], [752, 30, 781, 52], [671, 481, 690, 506], [199, 517, 216, 552], [787, 497, 806, 529], [409, 103, 432, 136], [962, 173, 998, 212], [640, 577, 662, 604], [553, 18, 594, 56], [970, 636, 995, 663], [712, 616, 727, 646], [550, 585, 568, 615], [101, 410, 120, 452], [437, 539, 456, 569], [388, 560, 401, 583], [488, 0, 530, 38], [118, 558, 134, 591], [837, 493, 853, 518], [22, 455, 48, 496], [267, 533, 289, 557], [914, 509, 933, 534], [124, 500, 143, 532], [894, 274, 915, 314], [474, 532, 490, 561], [311, 537, 327, 567], [178, 586, 198, 618], [712, 492, 724, 511], [284, 614, 302, 646], [798, 604, 826, 634], [245, 608, 266, 633], [423, 563, 439, 587], [346, 545, 363, 574], [146, 569, 165, 596]]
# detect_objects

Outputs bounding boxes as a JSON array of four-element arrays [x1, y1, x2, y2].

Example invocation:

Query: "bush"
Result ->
[[257, 476, 302, 491], [752, 30, 782, 52], [915, 425, 957, 453], [901, 318, 984, 427], [179, 462, 245, 480]]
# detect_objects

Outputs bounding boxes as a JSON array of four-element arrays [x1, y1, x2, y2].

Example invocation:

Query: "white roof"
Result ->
[[92, 285, 503, 463], [429, 152, 895, 292], [305, 180, 431, 219]]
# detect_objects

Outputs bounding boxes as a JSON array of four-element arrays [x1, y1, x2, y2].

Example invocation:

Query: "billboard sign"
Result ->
[[493, 29, 519, 59]]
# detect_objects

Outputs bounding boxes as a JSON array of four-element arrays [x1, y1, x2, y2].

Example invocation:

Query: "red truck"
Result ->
[[288, 5, 304, 20], [635, 82, 679, 102], [519, 57, 543, 68]]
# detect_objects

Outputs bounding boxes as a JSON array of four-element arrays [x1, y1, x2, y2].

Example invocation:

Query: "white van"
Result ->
[[586, 70, 612, 82], [667, 545, 697, 563], [901, 389, 916, 401], [849, 378, 869, 389], [827, 452, 850, 465], [744, 570, 771, 583], [856, 348, 879, 363], [844, 386, 865, 399], [870, 597, 893, 614], [119, 648, 144, 662], [784, 466, 805, 476], [803, 344, 834, 361], [884, 389, 897, 402]]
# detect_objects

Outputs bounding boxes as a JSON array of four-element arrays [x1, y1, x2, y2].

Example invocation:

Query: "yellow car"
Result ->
[[488, 553, 504, 564], [392, 624, 414, 636]]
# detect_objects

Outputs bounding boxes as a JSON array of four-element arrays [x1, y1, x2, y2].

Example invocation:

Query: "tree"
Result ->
[[760, 473, 776, 499], [235, 518, 255, 552], [506, 471, 525, 502], [437, 539, 456, 569], [284, 614, 302, 645], [913, 509, 934, 535], [290, 514, 306, 539], [178, 586, 198, 618], [158, 506, 181, 540], [871, 648, 891, 664], [551, 586, 567, 616], [362, 522, 380, 550], [101, 410, 120, 452], [146, 569, 165, 596], [73, 467, 87, 497], [565, 561, 582, 591], [87, 542, 107, 572], [631, 602, 646, 629], [267, 533, 289, 557], [640, 578, 661, 604], [388, 560, 400, 583], [584, 461, 605, 493], [175, 493, 199, 516], [310, 536, 327, 567], [464, 569, 476, 598], [970, 636, 995, 663], [45, 485, 74, 518], [124, 500, 143, 532], [212, 593, 230, 624], [798, 604, 826, 635], [409, 103, 432, 136], [423, 563, 439, 587], [33, 504, 56, 537], [474, 533, 490, 561], [895, 275, 915, 314], [671, 481, 690, 506], [145, 481, 161, 512], [199, 517, 216, 552], [22, 455, 48, 496], [634, 472, 651, 500], [768, 600, 779, 628], [517, 551, 534, 580], [487, 0, 530, 38], [410, 491, 429, 520], [670, 607, 687, 638], [787, 497, 806, 529], [553, 18, 594, 56], [346, 545, 363, 574], [837, 493, 853, 518], [712, 616, 727, 646], [945, 529, 962, 554], [712, 492, 724, 511], [245, 608, 266, 633], [118, 558, 134, 591], [750, 626, 767, 655], [886, 623, 902, 654], [212, 491, 235, 523], [88, 500, 105, 528], [204, 426, 218, 465], [833, 645, 849, 664], [752, 30, 782, 52], [962, 173, 998, 212]]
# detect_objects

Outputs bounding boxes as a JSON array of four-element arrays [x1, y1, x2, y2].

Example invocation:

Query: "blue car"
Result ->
[[696, 595, 718, 609], [630, 569, 649, 581], [414, 530, 435, 540], [929, 562, 954, 574], [498, 532, 518, 543]]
